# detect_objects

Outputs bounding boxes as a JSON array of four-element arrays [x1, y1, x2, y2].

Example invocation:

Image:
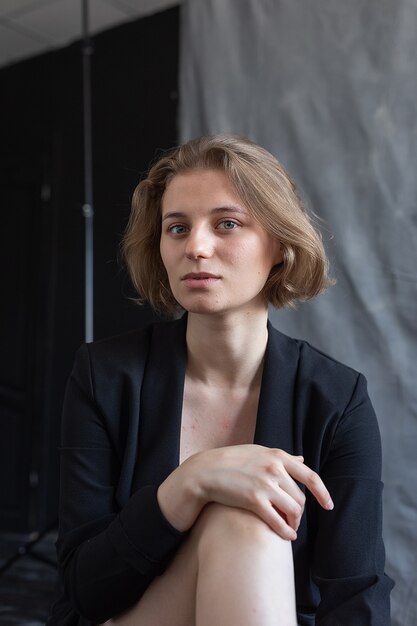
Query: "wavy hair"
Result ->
[[122, 134, 334, 313]]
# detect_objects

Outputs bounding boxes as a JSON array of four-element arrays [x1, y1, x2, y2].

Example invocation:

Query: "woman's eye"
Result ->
[[169, 224, 187, 235], [219, 220, 238, 230]]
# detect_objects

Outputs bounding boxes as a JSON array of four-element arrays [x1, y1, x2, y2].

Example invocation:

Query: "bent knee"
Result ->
[[196, 503, 268, 536], [193, 504, 292, 558]]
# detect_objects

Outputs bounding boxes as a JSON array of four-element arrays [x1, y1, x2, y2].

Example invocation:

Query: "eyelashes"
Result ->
[[168, 224, 188, 235], [218, 220, 239, 230], [167, 219, 240, 235]]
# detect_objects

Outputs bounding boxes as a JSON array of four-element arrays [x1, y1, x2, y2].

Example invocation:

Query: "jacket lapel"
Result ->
[[133, 318, 301, 493], [133, 316, 187, 491], [254, 322, 300, 454]]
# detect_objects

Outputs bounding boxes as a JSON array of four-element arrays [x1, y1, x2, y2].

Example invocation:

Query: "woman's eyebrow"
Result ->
[[162, 206, 248, 221]]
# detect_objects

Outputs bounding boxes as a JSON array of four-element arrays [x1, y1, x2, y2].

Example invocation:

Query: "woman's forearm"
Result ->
[[157, 452, 210, 531]]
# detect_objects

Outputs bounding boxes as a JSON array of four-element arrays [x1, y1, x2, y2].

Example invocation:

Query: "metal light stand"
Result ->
[[0, 0, 94, 579], [82, 0, 94, 343]]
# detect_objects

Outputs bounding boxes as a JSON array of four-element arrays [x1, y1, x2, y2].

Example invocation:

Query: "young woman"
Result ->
[[48, 135, 393, 625]]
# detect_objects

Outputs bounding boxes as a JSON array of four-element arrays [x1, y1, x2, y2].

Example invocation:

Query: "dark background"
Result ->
[[0, 6, 179, 534]]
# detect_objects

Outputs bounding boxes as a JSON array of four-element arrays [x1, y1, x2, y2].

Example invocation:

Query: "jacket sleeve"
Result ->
[[55, 344, 187, 624], [313, 373, 394, 624]]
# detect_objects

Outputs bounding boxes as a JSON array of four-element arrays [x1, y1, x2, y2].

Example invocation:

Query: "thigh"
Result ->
[[101, 503, 297, 626], [102, 529, 199, 626]]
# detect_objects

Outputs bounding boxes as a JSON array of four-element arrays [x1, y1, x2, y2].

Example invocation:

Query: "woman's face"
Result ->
[[159, 168, 282, 317]]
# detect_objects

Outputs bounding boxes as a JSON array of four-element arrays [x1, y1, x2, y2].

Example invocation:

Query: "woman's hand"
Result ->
[[157, 445, 333, 540]]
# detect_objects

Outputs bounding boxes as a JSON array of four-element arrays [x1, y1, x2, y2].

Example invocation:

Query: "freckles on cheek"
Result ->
[[231, 245, 250, 263], [159, 242, 172, 268]]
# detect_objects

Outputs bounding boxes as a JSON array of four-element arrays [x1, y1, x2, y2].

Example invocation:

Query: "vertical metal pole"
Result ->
[[82, 0, 94, 342]]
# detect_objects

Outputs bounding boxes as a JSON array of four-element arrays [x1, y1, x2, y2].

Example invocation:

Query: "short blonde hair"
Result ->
[[122, 134, 334, 313]]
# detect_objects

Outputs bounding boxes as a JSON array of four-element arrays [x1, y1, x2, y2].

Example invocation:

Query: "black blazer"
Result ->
[[48, 317, 394, 625]]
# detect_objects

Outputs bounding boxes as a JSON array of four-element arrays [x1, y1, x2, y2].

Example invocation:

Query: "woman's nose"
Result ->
[[185, 227, 214, 259]]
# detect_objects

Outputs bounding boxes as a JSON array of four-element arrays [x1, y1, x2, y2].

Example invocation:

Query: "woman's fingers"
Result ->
[[268, 486, 303, 532], [253, 497, 299, 541], [181, 446, 333, 540], [273, 474, 306, 509], [282, 454, 334, 510]]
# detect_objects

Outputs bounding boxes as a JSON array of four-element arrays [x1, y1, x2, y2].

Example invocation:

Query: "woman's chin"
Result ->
[[175, 295, 225, 316], [183, 303, 222, 316]]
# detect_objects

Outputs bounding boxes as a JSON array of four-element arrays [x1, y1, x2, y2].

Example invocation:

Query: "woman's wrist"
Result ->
[[157, 454, 208, 531]]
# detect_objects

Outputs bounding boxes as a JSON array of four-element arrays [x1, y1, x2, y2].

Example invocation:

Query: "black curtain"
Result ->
[[0, 6, 179, 532]]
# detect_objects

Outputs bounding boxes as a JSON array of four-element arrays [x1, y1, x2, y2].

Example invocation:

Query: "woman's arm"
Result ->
[[312, 373, 394, 624], [57, 343, 334, 623], [157, 444, 334, 540], [56, 345, 187, 624]]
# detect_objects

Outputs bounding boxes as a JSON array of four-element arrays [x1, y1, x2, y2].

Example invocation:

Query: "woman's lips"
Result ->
[[181, 273, 220, 288]]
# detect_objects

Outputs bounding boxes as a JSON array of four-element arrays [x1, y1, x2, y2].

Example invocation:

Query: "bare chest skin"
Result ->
[[179, 372, 261, 464]]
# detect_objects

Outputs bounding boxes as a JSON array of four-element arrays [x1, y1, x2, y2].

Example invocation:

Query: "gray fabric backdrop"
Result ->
[[179, 1, 417, 623]]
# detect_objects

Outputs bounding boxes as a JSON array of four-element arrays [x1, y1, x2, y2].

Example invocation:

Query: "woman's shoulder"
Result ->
[[268, 323, 364, 409], [68, 318, 186, 411], [82, 317, 185, 364], [269, 323, 359, 375], [86, 324, 152, 358]]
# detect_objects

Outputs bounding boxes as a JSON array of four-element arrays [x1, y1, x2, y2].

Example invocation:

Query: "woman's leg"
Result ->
[[104, 503, 297, 626], [195, 504, 297, 626]]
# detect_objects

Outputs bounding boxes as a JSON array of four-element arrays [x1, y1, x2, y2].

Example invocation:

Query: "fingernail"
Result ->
[[326, 498, 334, 511]]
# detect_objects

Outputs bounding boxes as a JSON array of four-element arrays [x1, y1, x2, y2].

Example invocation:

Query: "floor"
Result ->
[[0, 531, 60, 626]]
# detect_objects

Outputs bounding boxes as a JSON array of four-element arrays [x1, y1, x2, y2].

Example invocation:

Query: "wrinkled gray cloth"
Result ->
[[179, 1, 417, 623]]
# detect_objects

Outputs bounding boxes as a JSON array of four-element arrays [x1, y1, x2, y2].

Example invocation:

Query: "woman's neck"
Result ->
[[185, 309, 269, 390]]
